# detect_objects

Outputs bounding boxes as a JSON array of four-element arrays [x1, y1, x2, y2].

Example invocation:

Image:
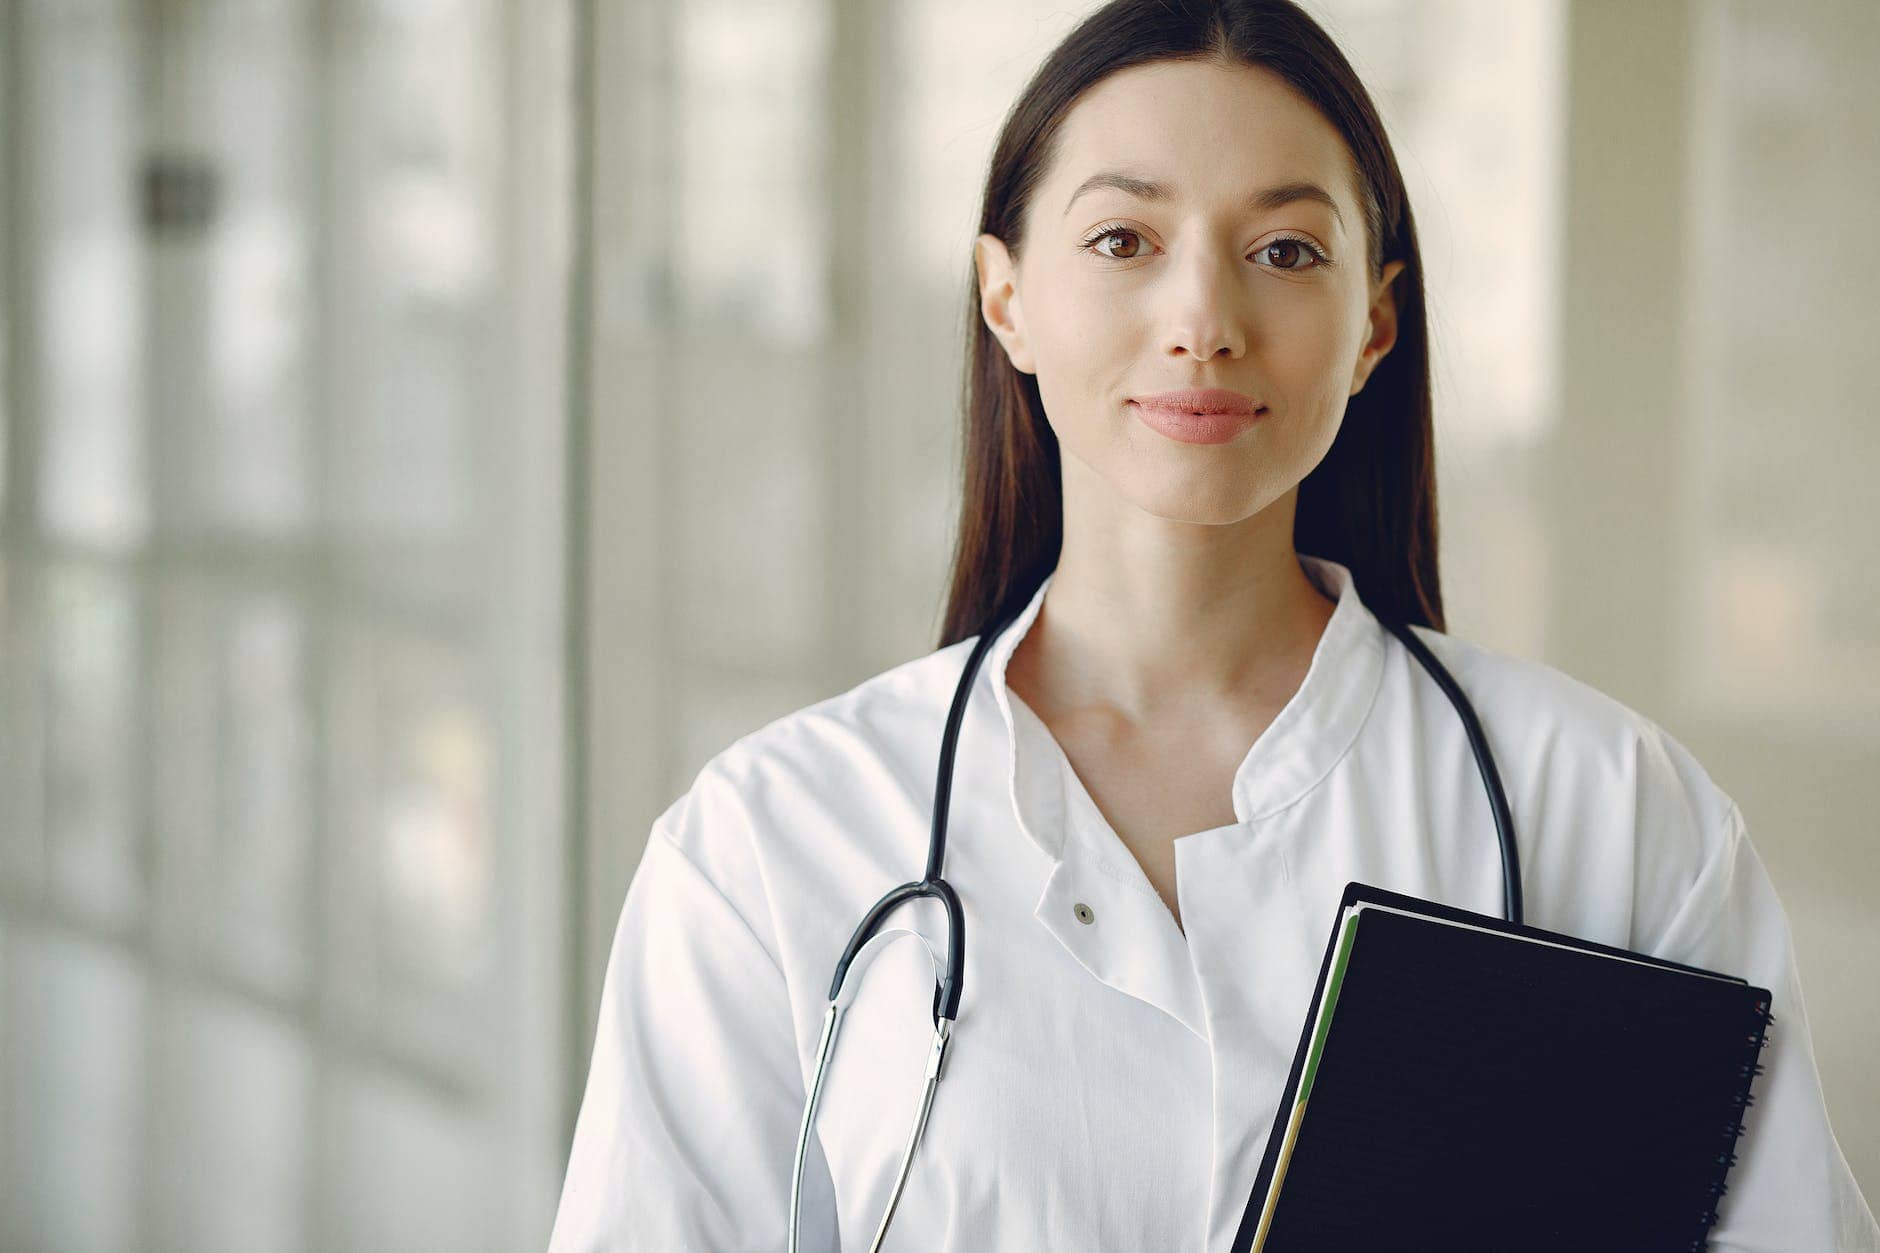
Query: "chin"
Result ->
[[1117, 474, 1280, 527]]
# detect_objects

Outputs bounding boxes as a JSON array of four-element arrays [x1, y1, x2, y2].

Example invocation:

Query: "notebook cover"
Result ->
[[1228, 882, 1773, 1253]]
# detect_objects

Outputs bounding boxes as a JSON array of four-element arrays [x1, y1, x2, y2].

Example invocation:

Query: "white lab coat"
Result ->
[[547, 554, 1879, 1251]]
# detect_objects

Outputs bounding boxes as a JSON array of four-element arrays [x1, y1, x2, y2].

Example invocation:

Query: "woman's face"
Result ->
[[977, 58, 1406, 526]]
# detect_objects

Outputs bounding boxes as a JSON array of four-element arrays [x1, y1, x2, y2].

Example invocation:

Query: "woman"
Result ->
[[548, 1, 1878, 1248]]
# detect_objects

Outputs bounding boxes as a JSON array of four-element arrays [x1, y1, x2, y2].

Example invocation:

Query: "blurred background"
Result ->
[[0, 0, 1874, 1248]]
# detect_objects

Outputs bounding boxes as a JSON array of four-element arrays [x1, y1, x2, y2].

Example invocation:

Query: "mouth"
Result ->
[[1129, 387, 1264, 416], [1127, 399, 1267, 446]]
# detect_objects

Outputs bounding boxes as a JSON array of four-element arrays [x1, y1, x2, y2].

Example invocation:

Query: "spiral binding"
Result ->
[[1689, 1001, 1776, 1250]]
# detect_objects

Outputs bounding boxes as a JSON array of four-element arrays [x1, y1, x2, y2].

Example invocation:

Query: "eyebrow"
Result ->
[[1063, 170, 1345, 231]]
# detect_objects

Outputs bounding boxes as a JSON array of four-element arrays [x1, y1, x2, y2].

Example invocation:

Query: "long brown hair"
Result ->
[[937, 0, 1442, 648]]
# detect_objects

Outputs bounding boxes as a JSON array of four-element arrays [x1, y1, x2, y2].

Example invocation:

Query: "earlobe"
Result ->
[[1350, 258, 1407, 396], [974, 233, 1036, 375]]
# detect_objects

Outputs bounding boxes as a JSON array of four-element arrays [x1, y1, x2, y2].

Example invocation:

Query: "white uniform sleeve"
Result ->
[[545, 790, 839, 1251], [1645, 802, 1879, 1252]]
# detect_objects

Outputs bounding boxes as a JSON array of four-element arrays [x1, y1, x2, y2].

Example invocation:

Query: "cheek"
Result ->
[[1261, 301, 1356, 393], [1028, 291, 1140, 433], [1031, 280, 1137, 368]]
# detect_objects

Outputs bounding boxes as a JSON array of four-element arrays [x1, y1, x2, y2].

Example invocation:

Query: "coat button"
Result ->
[[1073, 902, 1096, 925]]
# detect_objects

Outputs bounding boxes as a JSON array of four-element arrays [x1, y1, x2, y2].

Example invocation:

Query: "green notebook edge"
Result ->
[[1298, 908, 1363, 1104]]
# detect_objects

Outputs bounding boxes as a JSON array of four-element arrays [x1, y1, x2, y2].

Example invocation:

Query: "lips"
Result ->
[[1130, 387, 1264, 416], [1128, 396, 1266, 445]]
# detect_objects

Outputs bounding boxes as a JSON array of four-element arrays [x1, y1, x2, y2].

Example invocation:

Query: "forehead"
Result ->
[[1050, 59, 1356, 212]]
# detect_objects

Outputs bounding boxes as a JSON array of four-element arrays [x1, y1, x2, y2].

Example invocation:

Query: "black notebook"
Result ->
[[1230, 882, 1774, 1253]]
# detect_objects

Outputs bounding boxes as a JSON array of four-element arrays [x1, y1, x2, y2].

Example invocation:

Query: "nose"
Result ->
[[1170, 325, 1241, 363], [1164, 256, 1246, 362]]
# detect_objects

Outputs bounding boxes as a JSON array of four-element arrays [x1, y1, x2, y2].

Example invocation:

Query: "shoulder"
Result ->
[[713, 635, 981, 790], [1398, 623, 1668, 750], [655, 636, 984, 878], [1399, 623, 1733, 817], [1394, 624, 1743, 941]]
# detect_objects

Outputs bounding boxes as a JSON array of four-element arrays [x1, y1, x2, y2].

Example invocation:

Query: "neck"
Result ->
[[1011, 477, 1336, 726]]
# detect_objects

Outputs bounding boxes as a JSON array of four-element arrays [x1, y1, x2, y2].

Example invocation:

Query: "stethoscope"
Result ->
[[789, 588, 1524, 1251]]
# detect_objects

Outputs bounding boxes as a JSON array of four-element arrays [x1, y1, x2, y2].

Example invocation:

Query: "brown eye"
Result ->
[[1085, 227, 1145, 259], [1254, 235, 1329, 270], [1263, 240, 1304, 268]]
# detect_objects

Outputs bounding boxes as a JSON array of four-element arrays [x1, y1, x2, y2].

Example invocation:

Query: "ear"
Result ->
[[1349, 258, 1407, 397], [975, 233, 1037, 376]]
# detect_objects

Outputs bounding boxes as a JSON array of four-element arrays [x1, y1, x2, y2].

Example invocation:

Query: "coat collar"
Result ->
[[987, 552, 1388, 859], [977, 553, 1387, 1041]]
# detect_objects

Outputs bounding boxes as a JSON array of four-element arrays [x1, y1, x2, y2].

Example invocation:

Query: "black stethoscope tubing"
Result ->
[[792, 590, 1524, 1251]]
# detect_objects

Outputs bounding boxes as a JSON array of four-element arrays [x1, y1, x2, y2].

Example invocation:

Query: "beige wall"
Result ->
[[0, 1, 572, 1247]]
